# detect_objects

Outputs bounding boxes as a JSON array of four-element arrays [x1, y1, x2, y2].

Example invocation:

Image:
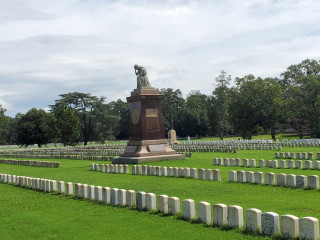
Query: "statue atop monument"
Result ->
[[134, 64, 152, 88]]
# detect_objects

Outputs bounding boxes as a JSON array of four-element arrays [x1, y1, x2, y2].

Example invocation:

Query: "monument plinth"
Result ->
[[112, 65, 185, 164]]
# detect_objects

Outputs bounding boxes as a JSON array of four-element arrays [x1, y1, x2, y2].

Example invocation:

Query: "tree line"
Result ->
[[0, 59, 319, 147]]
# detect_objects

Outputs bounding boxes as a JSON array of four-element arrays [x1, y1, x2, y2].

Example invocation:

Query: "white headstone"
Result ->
[[228, 205, 243, 228], [295, 160, 303, 169], [271, 160, 278, 168], [58, 181, 65, 194], [254, 172, 264, 184], [190, 168, 197, 179], [101, 164, 105, 172], [213, 169, 221, 181], [213, 203, 227, 227], [118, 189, 126, 206], [136, 165, 142, 175], [126, 190, 136, 207], [198, 169, 205, 180], [224, 158, 230, 166], [314, 161, 320, 170], [183, 199, 195, 220], [88, 185, 95, 200], [110, 188, 119, 205], [237, 171, 246, 183], [246, 208, 261, 233], [259, 159, 265, 168], [136, 191, 146, 210], [66, 182, 73, 196], [146, 193, 156, 211], [161, 167, 168, 177], [183, 168, 190, 178], [205, 169, 213, 181], [246, 171, 255, 183], [80, 184, 88, 199], [102, 187, 111, 204], [308, 175, 319, 189], [249, 159, 256, 167], [243, 159, 249, 167], [197, 201, 211, 224], [265, 172, 275, 185], [228, 171, 237, 182], [299, 217, 319, 240], [287, 174, 296, 188], [124, 164, 129, 174], [178, 168, 184, 177], [279, 160, 286, 169], [94, 186, 102, 202], [168, 197, 180, 215], [288, 160, 294, 168], [305, 160, 313, 169], [281, 214, 299, 239], [158, 195, 168, 214], [75, 183, 81, 198], [296, 175, 307, 188], [261, 212, 280, 236], [277, 173, 287, 187]]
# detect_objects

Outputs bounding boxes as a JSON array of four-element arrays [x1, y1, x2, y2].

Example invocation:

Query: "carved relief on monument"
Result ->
[[145, 108, 160, 132], [131, 108, 140, 125]]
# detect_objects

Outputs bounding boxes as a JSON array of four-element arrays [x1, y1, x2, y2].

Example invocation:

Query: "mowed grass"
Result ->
[[1, 147, 320, 239]]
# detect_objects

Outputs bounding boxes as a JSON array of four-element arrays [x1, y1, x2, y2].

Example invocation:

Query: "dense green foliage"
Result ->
[[52, 102, 81, 146], [1, 59, 320, 146], [282, 59, 320, 138], [0, 105, 7, 144], [229, 76, 285, 140], [15, 108, 56, 147]]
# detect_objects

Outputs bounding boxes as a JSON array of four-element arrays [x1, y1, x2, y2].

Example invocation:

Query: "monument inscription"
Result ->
[[146, 108, 160, 132]]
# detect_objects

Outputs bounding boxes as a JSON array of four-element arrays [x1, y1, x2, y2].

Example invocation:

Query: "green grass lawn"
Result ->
[[1, 147, 320, 239]]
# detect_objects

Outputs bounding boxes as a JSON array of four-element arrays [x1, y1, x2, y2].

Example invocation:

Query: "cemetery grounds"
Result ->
[[1, 142, 320, 239]]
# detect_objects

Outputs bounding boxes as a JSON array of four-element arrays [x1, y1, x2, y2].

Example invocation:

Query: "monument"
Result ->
[[112, 65, 185, 164], [168, 129, 179, 144]]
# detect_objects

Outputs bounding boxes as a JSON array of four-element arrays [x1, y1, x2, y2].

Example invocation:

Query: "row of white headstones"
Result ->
[[275, 152, 320, 160], [229, 170, 320, 189], [91, 163, 221, 181], [1, 172, 318, 239], [0, 159, 60, 167], [213, 157, 320, 169], [92, 163, 320, 189]]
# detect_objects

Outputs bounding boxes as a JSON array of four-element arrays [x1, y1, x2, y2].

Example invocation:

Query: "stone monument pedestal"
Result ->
[[112, 87, 184, 164]]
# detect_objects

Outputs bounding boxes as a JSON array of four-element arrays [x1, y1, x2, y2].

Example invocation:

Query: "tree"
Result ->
[[281, 59, 320, 137], [0, 116, 17, 145], [53, 92, 104, 145], [0, 105, 6, 132], [258, 77, 286, 140], [210, 70, 231, 139], [52, 102, 81, 146], [93, 100, 120, 144], [0, 105, 9, 144], [0, 104, 5, 122], [16, 108, 56, 147], [182, 90, 209, 137], [108, 99, 129, 139], [160, 88, 185, 136], [229, 76, 285, 139], [53, 92, 121, 145]]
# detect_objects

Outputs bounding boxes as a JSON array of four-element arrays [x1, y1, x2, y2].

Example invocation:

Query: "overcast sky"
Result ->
[[0, 0, 320, 117]]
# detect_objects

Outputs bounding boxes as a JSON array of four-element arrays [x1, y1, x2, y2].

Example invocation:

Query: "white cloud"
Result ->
[[0, 0, 320, 116]]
